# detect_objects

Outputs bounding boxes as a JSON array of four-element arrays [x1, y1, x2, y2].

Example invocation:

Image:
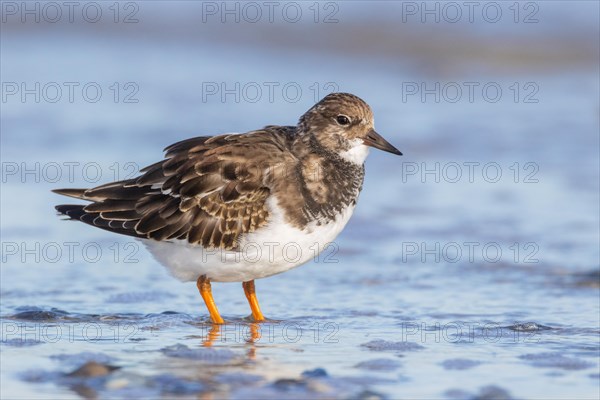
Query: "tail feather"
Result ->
[[54, 203, 145, 239], [53, 180, 157, 240], [53, 180, 147, 201], [51, 188, 88, 200], [55, 204, 86, 218]]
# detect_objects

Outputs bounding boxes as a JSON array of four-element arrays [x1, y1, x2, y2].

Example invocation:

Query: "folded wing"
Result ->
[[54, 129, 297, 250]]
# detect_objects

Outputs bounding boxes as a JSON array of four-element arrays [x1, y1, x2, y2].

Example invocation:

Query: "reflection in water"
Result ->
[[202, 324, 221, 347], [200, 323, 262, 349]]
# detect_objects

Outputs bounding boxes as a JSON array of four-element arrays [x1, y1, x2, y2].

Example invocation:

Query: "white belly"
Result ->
[[143, 198, 356, 282]]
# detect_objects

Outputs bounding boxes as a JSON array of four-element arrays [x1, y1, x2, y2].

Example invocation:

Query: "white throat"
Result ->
[[339, 141, 370, 165]]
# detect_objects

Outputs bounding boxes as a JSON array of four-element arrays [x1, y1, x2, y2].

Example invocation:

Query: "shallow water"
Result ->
[[1, 2, 599, 399]]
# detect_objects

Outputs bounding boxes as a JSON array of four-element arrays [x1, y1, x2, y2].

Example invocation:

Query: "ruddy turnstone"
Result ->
[[53, 92, 401, 324]]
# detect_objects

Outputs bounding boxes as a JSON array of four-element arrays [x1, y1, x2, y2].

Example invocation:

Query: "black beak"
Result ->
[[363, 129, 402, 155]]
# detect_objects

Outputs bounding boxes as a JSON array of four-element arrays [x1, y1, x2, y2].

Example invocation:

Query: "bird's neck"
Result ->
[[293, 132, 368, 165], [284, 132, 366, 226]]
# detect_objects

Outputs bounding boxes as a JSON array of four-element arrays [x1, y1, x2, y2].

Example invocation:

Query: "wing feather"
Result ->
[[53, 127, 298, 250]]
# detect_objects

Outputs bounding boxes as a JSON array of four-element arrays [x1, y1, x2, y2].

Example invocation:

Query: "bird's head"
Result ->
[[298, 92, 402, 164]]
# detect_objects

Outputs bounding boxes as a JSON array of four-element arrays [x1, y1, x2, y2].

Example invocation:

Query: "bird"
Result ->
[[53, 92, 402, 324]]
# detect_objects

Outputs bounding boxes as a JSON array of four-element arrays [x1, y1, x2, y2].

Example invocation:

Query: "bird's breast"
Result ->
[[240, 196, 357, 266]]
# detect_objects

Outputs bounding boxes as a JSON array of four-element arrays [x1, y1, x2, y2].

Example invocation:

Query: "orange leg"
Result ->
[[196, 275, 224, 324], [242, 280, 265, 322]]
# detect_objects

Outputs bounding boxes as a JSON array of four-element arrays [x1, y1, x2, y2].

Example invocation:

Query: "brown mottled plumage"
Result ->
[[53, 93, 401, 251]]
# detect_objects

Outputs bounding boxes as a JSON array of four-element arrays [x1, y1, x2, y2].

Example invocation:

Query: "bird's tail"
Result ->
[[51, 188, 88, 200]]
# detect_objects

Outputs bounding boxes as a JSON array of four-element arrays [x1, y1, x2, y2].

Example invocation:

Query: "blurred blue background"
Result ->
[[1, 1, 599, 399]]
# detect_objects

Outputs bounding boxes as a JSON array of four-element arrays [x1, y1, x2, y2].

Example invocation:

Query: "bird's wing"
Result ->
[[54, 129, 298, 250]]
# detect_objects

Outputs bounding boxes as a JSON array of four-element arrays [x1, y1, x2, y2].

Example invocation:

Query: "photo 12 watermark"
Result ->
[[401, 81, 540, 104], [1, 321, 140, 344], [201, 81, 339, 103], [1, 1, 140, 24], [399, 241, 540, 264], [199, 241, 339, 264], [398, 321, 545, 344], [399, 1, 540, 24], [1, 241, 141, 265], [400, 162, 540, 184], [2, 161, 141, 184], [196, 321, 340, 344], [1, 82, 140, 104], [199, 1, 340, 23]]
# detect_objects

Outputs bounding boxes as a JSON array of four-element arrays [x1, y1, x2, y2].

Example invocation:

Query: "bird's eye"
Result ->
[[336, 115, 350, 125]]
